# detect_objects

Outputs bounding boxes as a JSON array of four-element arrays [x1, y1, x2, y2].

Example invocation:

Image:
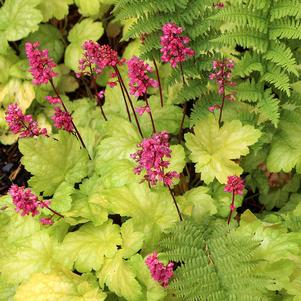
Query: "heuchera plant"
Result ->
[[1, 1, 301, 300]]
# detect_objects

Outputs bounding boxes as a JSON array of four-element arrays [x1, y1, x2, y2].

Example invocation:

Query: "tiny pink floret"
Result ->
[[224, 176, 245, 195], [145, 252, 174, 287], [40, 217, 54, 225], [5, 103, 47, 138], [160, 23, 195, 68], [25, 42, 57, 85], [127, 56, 158, 97], [136, 105, 151, 116], [45, 96, 61, 104]]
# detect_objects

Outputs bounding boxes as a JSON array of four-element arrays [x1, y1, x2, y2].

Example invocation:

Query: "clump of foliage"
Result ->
[[1, 0, 301, 300]]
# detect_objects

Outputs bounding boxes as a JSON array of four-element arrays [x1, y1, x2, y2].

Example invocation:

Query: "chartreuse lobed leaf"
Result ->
[[60, 221, 122, 273], [0, 276, 15, 301], [37, 0, 73, 22], [0, 231, 59, 285], [19, 131, 89, 196], [0, 0, 42, 48], [14, 269, 106, 301], [98, 252, 143, 301], [65, 176, 108, 226], [65, 18, 104, 70], [185, 116, 261, 184], [267, 110, 301, 173], [100, 183, 178, 250], [0, 78, 35, 111]]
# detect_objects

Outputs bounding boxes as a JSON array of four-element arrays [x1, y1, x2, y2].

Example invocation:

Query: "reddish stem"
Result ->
[[218, 65, 225, 128], [114, 66, 144, 138], [168, 185, 183, 221], [145, 97, 156, 133], [153, 58, 164, 107], [40, 201, 64, 218]]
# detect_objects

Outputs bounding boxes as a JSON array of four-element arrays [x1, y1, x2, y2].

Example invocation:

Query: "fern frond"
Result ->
[[211, 29, 268, 53], [235, 80, 263, 103], [261, 65, 291, 95], [269, 18, 301, 40], [263, 41, 299, 76], [210, 6, 268, 33], [160, 220, 267, 301], [257, 89, 280, 127], [233, 53, 263, 77], [270, 0, 301, 21]]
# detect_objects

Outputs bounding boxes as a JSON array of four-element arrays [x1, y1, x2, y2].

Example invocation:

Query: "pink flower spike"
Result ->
[[5, 103, 47, 138], [78, 41, 122, 76], [224, 176, 245, 195], [145, 252, 174, 287], [136, 105, 151, 116], [130, 131, 178, 186], [127, 56, 158, 97], [8, 184, 40, 216], [45, 96, 61, 104], [40, 217, 54, 225], [51, 107, 74, 132], [25, 42, 57, 85], [160, 23, 195, 68]]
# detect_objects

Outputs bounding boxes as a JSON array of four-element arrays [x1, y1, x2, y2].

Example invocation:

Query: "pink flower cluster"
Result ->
[[25, 42, 57, 85], [51, 107, 74, 132], [8, 184, 49, 217], [5, 104, 47, 138], [145, 252, 174, 287], [127, 56, 158, 97], [209, 59, 236, 96], [160, 23, 195, 68], [130, 131, 179, 186], [78, 41, 124, 76], [224, 176, 245, 195]]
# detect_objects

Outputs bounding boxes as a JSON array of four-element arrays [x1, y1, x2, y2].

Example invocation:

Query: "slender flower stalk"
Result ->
[[130, 131, 182, 220], [114, 66, 144, 138], [209, 59, 236, 127], [152, 58, 164, 107], [224, 176, 245, 224], [49, 79, 90, 159]]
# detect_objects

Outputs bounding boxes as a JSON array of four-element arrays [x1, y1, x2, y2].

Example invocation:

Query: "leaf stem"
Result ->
[[40, 201, 64, 218]]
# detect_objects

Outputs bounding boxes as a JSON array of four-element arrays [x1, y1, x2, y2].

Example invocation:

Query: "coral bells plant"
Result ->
[[5, 104, 47, 138], [224, 176, 245, 224], [51, 107, 74, 132], [160, 23, 194, 68], [145, 252, 174, 287]]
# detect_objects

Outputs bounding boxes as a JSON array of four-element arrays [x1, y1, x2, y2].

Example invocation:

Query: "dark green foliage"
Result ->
[[159, 220, 267, 301]]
